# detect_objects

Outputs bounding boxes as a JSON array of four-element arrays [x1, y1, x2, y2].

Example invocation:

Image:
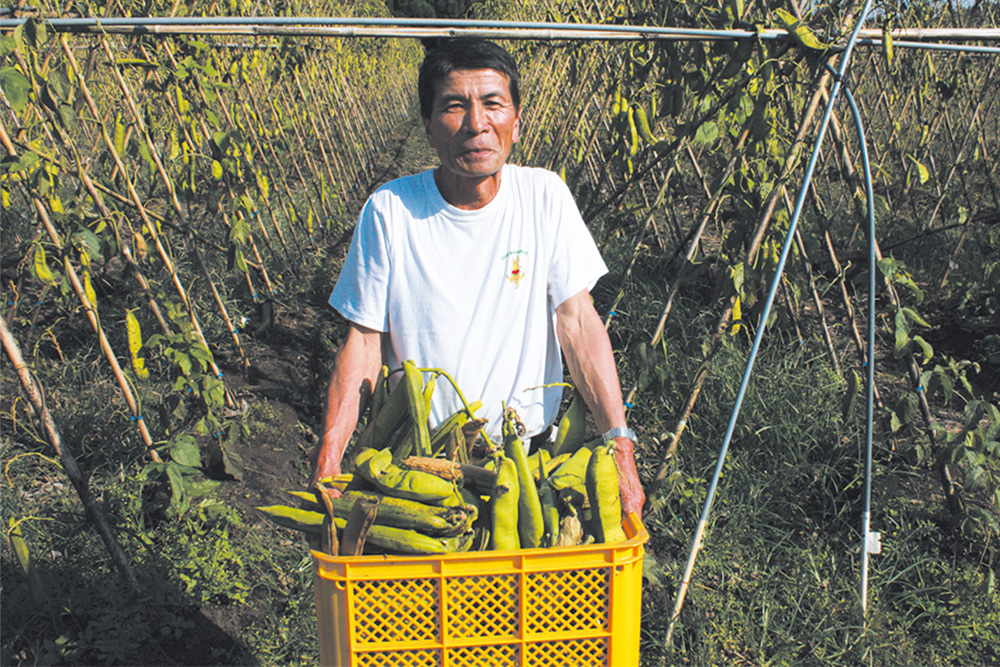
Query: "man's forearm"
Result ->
[[311, 323, 383, 485], [556, 289, 646, 515], [555, 291, 627, 433]]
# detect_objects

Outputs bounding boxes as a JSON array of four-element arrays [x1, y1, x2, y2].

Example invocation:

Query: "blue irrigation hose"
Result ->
[[838, 79, 878, 618], [665, 0, 876, 647]]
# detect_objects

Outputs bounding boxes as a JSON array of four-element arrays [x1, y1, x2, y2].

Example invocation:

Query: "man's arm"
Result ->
[[555, 289, 646, 516], [310, 321, 384, 487]]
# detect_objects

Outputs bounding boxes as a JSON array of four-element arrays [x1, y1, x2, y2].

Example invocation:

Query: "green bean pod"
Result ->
[[585, 442, 626, 544], [489, 456, 520, 551], [503, 419, 544, 549]]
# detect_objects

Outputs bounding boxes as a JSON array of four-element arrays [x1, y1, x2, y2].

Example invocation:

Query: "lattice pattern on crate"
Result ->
[[525, 567, 610, 633], [525, 638, 608, 667], [445, 574, 519, 639], [448, 642, 520, 666], [356, 648, 440, 667], [351, 578, 439, 643]]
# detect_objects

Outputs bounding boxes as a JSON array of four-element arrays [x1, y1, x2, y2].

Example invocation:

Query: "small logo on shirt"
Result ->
[[507, 257, 524, 287], [502, 249, 528, 288]]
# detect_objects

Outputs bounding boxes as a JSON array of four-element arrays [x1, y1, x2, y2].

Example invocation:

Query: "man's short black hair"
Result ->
[[418, 38, 521, 119]]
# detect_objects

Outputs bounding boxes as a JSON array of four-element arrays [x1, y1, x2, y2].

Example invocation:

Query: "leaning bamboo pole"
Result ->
[[1, 316, 141, 595], [58, 35, 240, 405], [624, 129, 750, 413], [5, 50, 162, 460], [94, 36, 251, 379], [646, 51, 840, 497]]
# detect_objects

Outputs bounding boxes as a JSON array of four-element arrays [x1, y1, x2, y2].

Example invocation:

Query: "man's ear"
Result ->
[[512, 109, 521, 144]]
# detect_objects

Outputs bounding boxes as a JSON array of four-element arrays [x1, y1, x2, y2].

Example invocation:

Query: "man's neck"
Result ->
[[433, 167, 504, 210]]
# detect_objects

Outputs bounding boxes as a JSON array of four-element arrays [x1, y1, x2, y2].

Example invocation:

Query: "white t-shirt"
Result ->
[[329, 164, 607, 438]]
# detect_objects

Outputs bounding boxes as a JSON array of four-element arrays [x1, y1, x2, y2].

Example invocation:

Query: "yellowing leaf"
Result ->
[[113, 114, 125, 156], [126, 310, 149, 378], [731, 296, 742, 335], [83, 270, 97, 313], [775, 8, 830, 51], [32, 242, 58, 286], [133, 232, 148, 261], [909, 155, 930, 184], [257, 171, 269, 200], [212, 160, 223, 180]]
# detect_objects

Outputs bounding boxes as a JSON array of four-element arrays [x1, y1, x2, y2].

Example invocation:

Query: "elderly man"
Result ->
[[311, 38, 645, 516]]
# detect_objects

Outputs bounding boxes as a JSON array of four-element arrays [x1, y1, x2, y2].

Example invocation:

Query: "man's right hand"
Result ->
[[309, 441, 342, 490], [310, 321, 383, 489]]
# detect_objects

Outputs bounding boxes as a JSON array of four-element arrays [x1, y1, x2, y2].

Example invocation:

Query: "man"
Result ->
[[311, 38, 645, 516]]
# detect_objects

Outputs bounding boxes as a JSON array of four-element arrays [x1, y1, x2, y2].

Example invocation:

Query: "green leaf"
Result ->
[[165, 463, 190, 514], [171, 437, 202, 468], [841, 369, 861, 423], [48, 68, 73, 103], [184, 478, 221, 497], [902, 307, 931, 328], [692, 121, 720, 145], [174, 351, 193, 376], [775, 8, 830, 50], [882, 28, 894, 65], [911, 335, 934, 363], [57, 102, 75, 129], [0, 35, 15, 58], [72, 226, 103, 263], [1, 67, 31, 112], [894, 309, 910, 355], [219, 440, 244, 481], [233, 245, 248, 273]]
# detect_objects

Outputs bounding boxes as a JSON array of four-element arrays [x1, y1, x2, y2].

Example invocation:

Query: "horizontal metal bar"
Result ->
[[2, 16, 999, 43]]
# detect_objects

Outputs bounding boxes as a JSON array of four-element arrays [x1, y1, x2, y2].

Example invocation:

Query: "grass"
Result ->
[[589, 247, 999, 665]]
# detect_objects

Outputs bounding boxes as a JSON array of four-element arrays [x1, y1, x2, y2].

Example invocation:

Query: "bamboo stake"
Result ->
[[292, 69, 349, 206], [261, 65, 334, 222], [155, 40, 278, 300], [58, 36, 236, 402], [249, 63, 324, 248], [237, 76, 311, 256], [8, 47, 161, 458], [793, 226, 842, 375], [96, 36, 250, 376], [1, 317, 141, 595]]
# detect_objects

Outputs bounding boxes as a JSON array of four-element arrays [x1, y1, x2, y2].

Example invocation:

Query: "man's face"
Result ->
[[423, 68, 521, 186]]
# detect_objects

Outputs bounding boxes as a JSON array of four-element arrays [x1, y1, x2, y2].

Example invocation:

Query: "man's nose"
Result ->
[[463, 102, 487, 133]]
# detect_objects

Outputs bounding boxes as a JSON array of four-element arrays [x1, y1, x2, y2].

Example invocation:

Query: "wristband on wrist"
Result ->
[[602, 426, 637, 443]]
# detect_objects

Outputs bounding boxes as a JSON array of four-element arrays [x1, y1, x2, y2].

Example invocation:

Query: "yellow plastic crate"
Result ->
[[312, 513, 647, 667]]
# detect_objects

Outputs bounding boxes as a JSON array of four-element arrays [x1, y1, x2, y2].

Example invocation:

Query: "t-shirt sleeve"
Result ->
[[545, 174, 608, 308], [328, 197, 392, 332]]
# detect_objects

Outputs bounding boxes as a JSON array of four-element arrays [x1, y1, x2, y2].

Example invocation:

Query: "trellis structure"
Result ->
[[2, 0, 998, 656]]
